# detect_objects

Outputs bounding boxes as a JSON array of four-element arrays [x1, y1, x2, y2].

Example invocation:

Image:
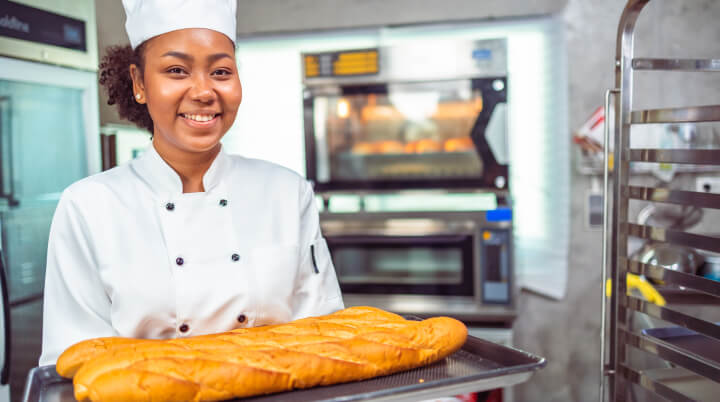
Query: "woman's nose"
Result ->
[[189, 75, 215, 103]]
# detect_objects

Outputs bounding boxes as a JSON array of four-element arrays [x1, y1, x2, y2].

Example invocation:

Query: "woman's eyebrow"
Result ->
[[159, 51, 232, 64], [207, 53, 233, 63], [161, 51, 192, 61]]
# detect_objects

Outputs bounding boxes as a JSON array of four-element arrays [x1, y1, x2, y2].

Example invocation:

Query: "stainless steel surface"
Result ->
[[600, 87, 618, 402], [628, 149, 720, 165], [342, 294, 516, 323], [631, 58, 720, 71], [625, 185, 720, 209], [630, 105, 720, 124], [609, 0, 644, 398], [302, 39, 507, 86], [22, 366, 69, 402], [656, 287, 720, 305], [321, 216, 478, 237], [606, 1, 720, 400], [321, 210, 511, 225], [23, 335, 545, 402], [319, 188, 509, 198]]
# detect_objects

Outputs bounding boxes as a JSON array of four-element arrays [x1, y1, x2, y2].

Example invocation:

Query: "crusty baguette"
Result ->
[[58, 306, 467, 401]]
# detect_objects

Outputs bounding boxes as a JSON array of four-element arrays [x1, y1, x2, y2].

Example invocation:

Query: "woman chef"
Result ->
[[39, 0, 344, 366]]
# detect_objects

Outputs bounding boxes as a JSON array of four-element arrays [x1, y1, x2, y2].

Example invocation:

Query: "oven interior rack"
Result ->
[[601, 0, 720, 401]]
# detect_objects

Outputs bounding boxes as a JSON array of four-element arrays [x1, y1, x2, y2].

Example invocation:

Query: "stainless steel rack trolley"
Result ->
[[601, 0, 720, 401]]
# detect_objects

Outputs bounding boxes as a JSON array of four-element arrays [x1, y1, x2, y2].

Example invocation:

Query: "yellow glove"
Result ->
[[605, 273, 666, 306]]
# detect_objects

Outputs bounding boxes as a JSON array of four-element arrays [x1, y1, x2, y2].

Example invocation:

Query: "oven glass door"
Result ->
[[305, 77, 507, 191], [326, 234, 475, 296]]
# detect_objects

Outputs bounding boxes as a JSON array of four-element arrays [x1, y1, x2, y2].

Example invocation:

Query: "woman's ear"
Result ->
[[129, 64, 146, 104]]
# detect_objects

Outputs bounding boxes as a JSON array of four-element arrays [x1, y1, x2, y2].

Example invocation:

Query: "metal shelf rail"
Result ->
[[601, 0, 720, 401]]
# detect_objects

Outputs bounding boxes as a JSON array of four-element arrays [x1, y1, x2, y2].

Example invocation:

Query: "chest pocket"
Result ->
[[244, 245, 300, 324]]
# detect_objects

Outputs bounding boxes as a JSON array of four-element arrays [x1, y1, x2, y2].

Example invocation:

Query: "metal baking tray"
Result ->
[[335, 151, 483, 180], [642, 326, 720, 364], [23, 335, 545, 402]]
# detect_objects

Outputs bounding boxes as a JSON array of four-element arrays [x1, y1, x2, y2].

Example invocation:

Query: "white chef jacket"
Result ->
[[39, 145, 344, 366]]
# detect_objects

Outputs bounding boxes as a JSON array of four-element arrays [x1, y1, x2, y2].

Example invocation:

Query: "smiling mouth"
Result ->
[[181, 113, 221, 122]]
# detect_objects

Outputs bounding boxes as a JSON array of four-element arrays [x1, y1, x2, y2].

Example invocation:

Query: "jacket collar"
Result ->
[[131, 143, 230, 197]]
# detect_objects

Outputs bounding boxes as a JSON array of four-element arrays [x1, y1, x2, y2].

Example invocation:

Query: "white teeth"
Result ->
[[184, 114, 215, 122]]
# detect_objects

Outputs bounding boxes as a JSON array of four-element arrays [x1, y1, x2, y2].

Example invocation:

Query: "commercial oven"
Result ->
[[321, 209, 515, 322], [302, 39, 515, 323], [302, 39, 509, 193]]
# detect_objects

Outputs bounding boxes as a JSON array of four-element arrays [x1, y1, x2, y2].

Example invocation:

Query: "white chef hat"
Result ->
[[122, 0, 237, 50]]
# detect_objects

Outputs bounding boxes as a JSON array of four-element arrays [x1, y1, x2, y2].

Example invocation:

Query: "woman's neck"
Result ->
[[152, 138, 221, 193]]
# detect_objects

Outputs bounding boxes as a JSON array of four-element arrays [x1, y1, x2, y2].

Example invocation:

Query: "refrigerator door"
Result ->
[[0, 78, 89, 304], [0, 57, 99, 304]]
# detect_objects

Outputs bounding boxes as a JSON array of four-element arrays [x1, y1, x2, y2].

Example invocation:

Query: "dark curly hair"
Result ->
[[98, 43, 153, 132]]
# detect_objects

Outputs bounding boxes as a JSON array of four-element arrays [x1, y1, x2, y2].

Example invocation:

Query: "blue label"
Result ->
[[472, 49, 492, 60], [486, 208, 512, 222]]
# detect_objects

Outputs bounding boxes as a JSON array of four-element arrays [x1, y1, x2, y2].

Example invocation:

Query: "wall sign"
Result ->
[[0, 1, 86, 51]]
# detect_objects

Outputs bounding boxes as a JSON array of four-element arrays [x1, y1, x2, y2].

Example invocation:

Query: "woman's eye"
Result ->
[[167, 67, 186, 74], [212, 69, 231, 76]]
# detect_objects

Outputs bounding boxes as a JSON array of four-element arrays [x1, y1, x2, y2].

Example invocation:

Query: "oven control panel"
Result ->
[[480, 229, 511, 305]]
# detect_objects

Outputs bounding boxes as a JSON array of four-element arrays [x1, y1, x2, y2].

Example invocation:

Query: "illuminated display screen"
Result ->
[[304, 49, 379, 78]]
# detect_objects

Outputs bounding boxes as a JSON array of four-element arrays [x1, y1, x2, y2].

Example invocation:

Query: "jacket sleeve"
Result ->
[[291, 180, 344, 320], [39, 188, 115, 366]]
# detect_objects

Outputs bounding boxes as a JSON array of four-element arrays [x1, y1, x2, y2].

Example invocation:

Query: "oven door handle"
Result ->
[[0, 248, 11, 385], [469, 78, 508, 188], [0, 97, 19, 207], [326, 234, 472, 246]]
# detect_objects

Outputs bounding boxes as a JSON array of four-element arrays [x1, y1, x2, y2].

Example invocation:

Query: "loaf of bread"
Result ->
[[57, 306, 467, 401]]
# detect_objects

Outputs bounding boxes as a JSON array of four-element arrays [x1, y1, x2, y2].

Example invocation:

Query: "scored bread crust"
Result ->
[[57, 306, 467, 401]]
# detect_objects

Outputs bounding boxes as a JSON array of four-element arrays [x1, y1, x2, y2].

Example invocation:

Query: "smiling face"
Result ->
[[130, 28, 242, 155]]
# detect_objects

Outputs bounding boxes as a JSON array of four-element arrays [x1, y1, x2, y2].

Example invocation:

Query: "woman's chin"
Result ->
[[189, 140, 222, 153], [153, 126, 225, 155], [177, 133, 224, 153]]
